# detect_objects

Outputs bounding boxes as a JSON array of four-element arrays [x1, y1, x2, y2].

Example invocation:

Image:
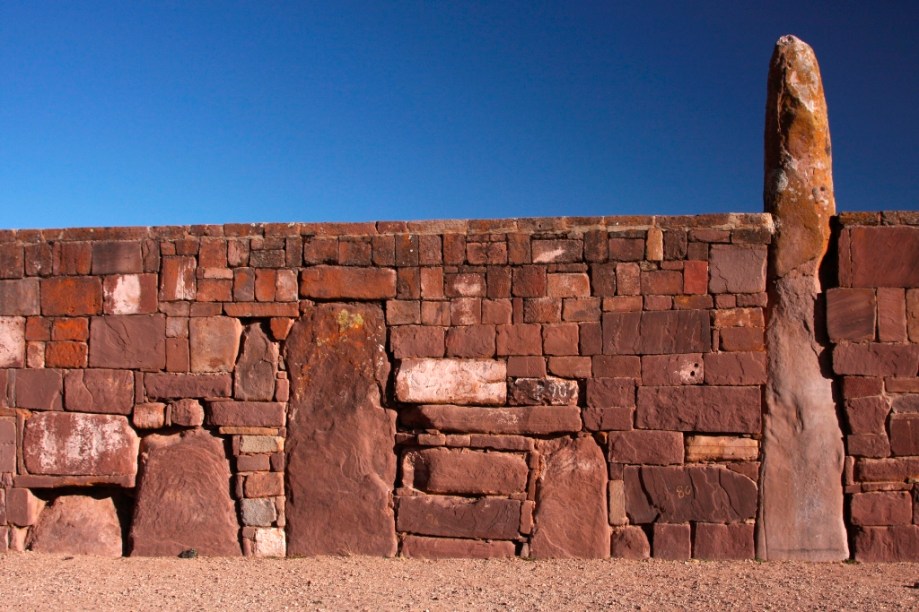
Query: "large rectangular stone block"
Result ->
[[401, 535, 516, 559], [64, 369, 134, 414], [636, 386, 761, 433], [0, 316, 25, 367], [402, 448, 528, 495], [206, 401, 286, 427], [624, 465, 757, 523], [41, 277, 102, 316], [396, 494, 521, 539], [395, 358, 506, 405], [144, 373, 232, 399], [400, 404, 581, 435], [300, 265, 396, 299], [847, 226, 919, 288], [834, 343, 919, 377], [0, 279, 40, 315], [89, 315, 166, 370], [639, 310, 711, 354]]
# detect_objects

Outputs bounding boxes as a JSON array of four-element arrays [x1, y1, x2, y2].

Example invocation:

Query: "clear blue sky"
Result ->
[[2, 2, 916, 229]]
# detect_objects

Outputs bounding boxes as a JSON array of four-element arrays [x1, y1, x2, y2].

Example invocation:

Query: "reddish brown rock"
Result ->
[[400, 405, 581, 435], [28, 496, 123, 557], [850, 491, 912, 526], [834, 343, 919, 377], [402, 448, 528, 495], [586, 378, 635, 407], [611, 526, 650, 559], [130, 429, 241, 556], [401, 535, 516, 559], [395, 358, 506, 405], [855, 457, 919, 483], [285, 303, 397, 556], [102, 273, 158, 315], [206, 401, 285, 427], [709, 245, 767, 294], [847, 433, 890, 458], [694, 523, 754, 560], [582, 405, 633, 431], [530, 436, 609, 559], [641, 354, 703, 386], [22, 412, 138, 481], [685, 436, 759, 462], [189, 317, 242, 373], [397, 495, 521, 540], [703, 351, 767, 385], [6, 488, 45, 526], [64, 369, 134, 414], [89, 314, 166, 370], [636, 386, 761, 433], [653, 523, 691, 560], [877, 288, 907, 342], [160, 256, 196, 300], [0, 316, 25, 367], [496, 323, 542, 355], [91, 241, 143, 274], [853, 525, 919, 562], [390, 325, 445, 358], [608, 430, 683, 465], [889, 413, 919, 456], [908, 289, 919, 342], [299, 265, 396, 299], [509, 377, 578, 406], [445, 325, 496, 357], [760, 36, 848, 560], [624, 465, 757, 523], [847, 226, 919, 288], [639, 310, 711, 355], [233, 323, 278, 400], [41, 277, 102, 316], [0, 279, 40, 315], [845, 396, 890, 434], [532, 239, 581, 263], [0, 418, 16, 471], [12, 368, 63, 410], [601, 312, 641, 354]]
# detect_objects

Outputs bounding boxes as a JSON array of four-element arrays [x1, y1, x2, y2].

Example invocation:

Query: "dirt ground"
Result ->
[[1, 553, 917, 611]]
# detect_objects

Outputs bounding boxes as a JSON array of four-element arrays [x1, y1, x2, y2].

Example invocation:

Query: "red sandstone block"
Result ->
[[850, 491, 912, 526], [397, 495, 522, 540], [683, 260, 708, 295], [854, 457, 919, 482], [847, 433, 890, 458], [616, 263, 640, 296], [643, 295, 671, 310], [713, 308, 764, 329], [496, 324, 542, 356], [562, 297, 600, 322], [512, 266, 546, 297], [421, 301, 450, 326], [445, 325, 496, 358], [397, 267, 421, 299], [198, 239, 227, 268], [909, 289, 919, 342], [54, 242, 92, 275], [276, 269, 298, 301], [703, 351, 766, 385], [591, 263, 617, 297], [236, 454, 270, 472], [401, 535, 516, 559], [506, 356, 546, 377], [602, 296, 643, 312], [523, 297, 561, 323], [300, 265, 396, 299], [532, 239, 581, 263], [0, 279, 40, 316], [548, 356, 591, 378], [601, 311, 641, 354], [877, 288, 908, 342], [826, 288, 876, 341], [889, 413, 919, 456], [386, 300, 420, 325], [370, 234, 395, 266], [400, 404, 581, 435], [245, 472, 284, 498], [886, 378, 919, 394], [144, 373, 232, 399], [91, 241, 143, 274], [653, 523, 691, 560], [675, 296, 714, 313], [394, 234, 419, 267], [608, 238, 644, 262], [254, 269, 276, 301], [642, 354, 704, 386], [196, 278, 232, 302], [207, 401, 285, 427], [719, 326, 764, 351], [834, 343, 919, 377], [403, 447, 528, 495], [0, 243, 24, 278], [450, 297, 481, 325], [233, 268, 256, 301], [338, 238, 372, 265], [160, 256, 197, 301], [708, 245, 767, 294], [418, 235, 442, 265], [507, 233, 530, 264], [223, 302, 299, 318], [486, 267, 511, 298], [583, 405, 633, 431], [592, 355, 640, 379], [611, 526, 650, 559], [445, 272, 485, 298], [640, 270, 682, 295], [442, 234, 465, 265], [481, 299, 512, 325], [391, 325, 445, 359], [587, 378, 635, 408], [41, 277, 102, 316], [848, 226, 919, 288], [45, 341, 87, 368], [843, 376, 884, 398], [302, 237, 337, 264], [640, 310, 711, 355], [585, 230, 608, 262], [166, 337, 190, 372], [542, 323, 579, 356], [420, 267, 444, 299], [12, 368, 63, 410], [609, 430, 683, 465], [51, 318, 88, 341], [547, 273, 590, 297], [578, 321, 602, 355], [636, 386, 761, 433], [854, 525, 919, 562], [693, 523, 754, 560]]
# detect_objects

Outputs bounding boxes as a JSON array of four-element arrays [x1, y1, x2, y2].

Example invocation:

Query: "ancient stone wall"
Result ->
[[0, 210, 915, 561]]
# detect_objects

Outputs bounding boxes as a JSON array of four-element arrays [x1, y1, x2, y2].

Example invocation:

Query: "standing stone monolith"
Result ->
[[758, 35, 848, 560]]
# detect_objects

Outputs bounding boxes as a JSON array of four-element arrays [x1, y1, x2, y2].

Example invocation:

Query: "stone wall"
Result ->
[[0, 210, 915, 561]]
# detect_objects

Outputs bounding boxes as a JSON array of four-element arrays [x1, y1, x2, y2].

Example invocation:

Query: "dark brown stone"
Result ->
[[509, 377, 578, 406], [826, 288, 877, 341], [401, 535, 516, 559], [233, 323, 278, 401], [847, 227, 919, 288], [13, 368, 63, 410], [636, 386, 761, 433], [130, 429, 241, 556], [89, 314, 166, 370], [877, 288, 908, 342], [403, 448, 528, 495], [285, 303, 397, 556], [653, 522, 691, 560], [299, 266, 396, 299], [639, 310, 711, 355], [400, 404, 582, 435], [889, 413, 919, 456], [396, 495, 521, 540], [694, 523, 754, 560], [64, 369, 134, 414], [703, 351, 767, 385], [22, 412, 138, 481], [834, 343, 919, 377], [144, 373, 232, 399], [853, 526, 919, 562], [850, 491, 912, 526], [624, 465, 757, 523], [28, 496, 122, 557], [0, 279, 40, 315], [530, 436, 609, 559], [608, 430, 683, 465], [610, 526, 650, 559], [91, 241, 143, 274]]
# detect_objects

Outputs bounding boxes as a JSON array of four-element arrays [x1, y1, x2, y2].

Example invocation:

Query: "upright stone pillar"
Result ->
[[758, 35, 848, 560]]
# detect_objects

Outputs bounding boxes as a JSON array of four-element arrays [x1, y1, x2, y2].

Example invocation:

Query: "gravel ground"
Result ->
[[1, 553, 917, 611]]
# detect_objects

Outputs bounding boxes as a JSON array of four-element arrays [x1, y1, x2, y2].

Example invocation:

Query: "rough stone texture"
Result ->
[[401, 535, 516, 559], [0, 316, 25, 367], [639, 310, 711, 355], [833, 343, 919, 377], [240, 498, 278, 527], [28, 496, 123, 557], [6, 488, 46, 526], [608, 430, 683, 465], [636, 386, 761, 433], [252, 527, 287, 558], [0, 279, 40, 315], [89, 314, 166, 370], [685, 436, 759, 462], [530, 436, 610, 559], [759, 35, 848, 561], [13, 368, 63, 410], [709, 245, 768, 294], [234, 323, 279, 401], [133, 403, 166, 429], [653, 522, 692, 560], [41, 277, 102, 316], [397, 495, 521, 540], [400, 405, 582, 435], [395, 358, 506, 405], [22, 412, 139, 482], [64, 369, 134, 414], [611, 526, 650, 560], [144, 373, 232, 399], [285, 303, 397, 556], [850, 491, 912, 526], [206, 401, 286, 427], [102, 273, 158, 315], [641, 354, 703, 386], [694, 523, 755, 560], [403, 448, 528, 495], [130, 429, 241, 556], [509, 377, 578, 406], [889, 413, 919, 456], [624, 466, 757, 523], [854, 525, 919, 562], [168, 398, 204, 427], [703, 352, 767, 385], [189, 317, 243, 373], [847, 227, 919, 288], [300, 266, 397, 299]]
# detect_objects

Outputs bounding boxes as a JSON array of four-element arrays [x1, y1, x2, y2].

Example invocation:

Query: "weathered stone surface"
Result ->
[[240, 498, 278, 527], [877, 288, 907, 342], [0, 418, 12, 471], [638, 310, 711, 355], [845, 396, 890, 434], [13, 368, 63, 410], [89, 314, 166, 370], [189, 317, 243, 373], [6, 488, 46, 526], [144, 373, 232, 399], [530, 436, 609, 559], [601, 312, 641, 354], [28, 496, 122, 556], [285, 303, 397, 556], [834, 343, 919, 377], [586, 378, 635, 407], [401, 535, 516, 559], [0, 279, 39, 315], [397, 494, 521, 540], [694, 523, 754, 560], [850, 491, 912, 526], [0, 316, 25, 367], [509, 377, 578, 406], [233, 323, 278, 401], [889, 413, 919, 456], [703, 351, 767, 385], [611, 526, 650, 559], [685, 436, 759, 462], [22, 412, 138, 482], [855, 457, 919, 483], [390, 325, 445, 358], [103, 273, 157, 315], [608, 430, 683, 465], [624, 465, 757, 523], [64, 369, 134, 414], [636, 386, 761, 433], [847, 226, 919, 288], [92, 241, 143, 274], [206, 401, 285, 427], [160, 256, 196, 300], [653, 522, 691, 560], [130, 429, 241, 556], [709, 245, 767, 294], [401, 404, 581, 435], [41, 277, 102, 315], [251, 527, 287, 558], [300, 265, 396, 299], [909, 289, 919, 342], [168, 398, 204, 427], [853, 525, 919, 562], [396, 358, 506, 405], [641, 354, 703, 386], [403, 448, 527, 495], [133, 402, 166, 429]]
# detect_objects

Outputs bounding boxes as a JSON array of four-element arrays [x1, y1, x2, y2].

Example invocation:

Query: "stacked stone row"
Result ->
[[829, 213, 919, 562]]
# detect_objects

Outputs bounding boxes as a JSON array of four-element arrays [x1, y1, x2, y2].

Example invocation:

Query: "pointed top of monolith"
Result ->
[[764, 35, 835, 278]]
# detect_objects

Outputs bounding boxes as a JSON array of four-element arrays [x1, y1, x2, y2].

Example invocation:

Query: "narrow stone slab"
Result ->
[[636, 386, 761, 433], [299, 266, 396, 299], [233, 323, 278, 401], [144, 373, 232, 399], [685, 436, 759, 462], [285, 303, 397, 556], [130, 429, 241, 556], [28, 496, 122, 557], [22, 412, 138, 483], [400, 404, 582, 435], [509, 377, 578, 406], [396, 494, 521, 540], [206, 401, 286, 427], [395, 358, 506, 405], [402, 448, 528, 495], [530, 436, 610, 558], [401, 535, 516, 559]]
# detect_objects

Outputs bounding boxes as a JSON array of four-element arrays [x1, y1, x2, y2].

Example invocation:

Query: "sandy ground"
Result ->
[[1, 553, 917, 611]]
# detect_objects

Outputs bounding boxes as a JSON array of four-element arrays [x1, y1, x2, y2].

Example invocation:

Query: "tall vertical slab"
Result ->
[[285, 303, 398, 556], [758, 35, 848, 560]]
